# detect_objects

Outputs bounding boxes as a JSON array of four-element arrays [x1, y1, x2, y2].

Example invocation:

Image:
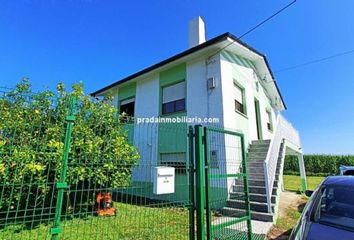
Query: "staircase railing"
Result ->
[[263, 114, 301, 212]]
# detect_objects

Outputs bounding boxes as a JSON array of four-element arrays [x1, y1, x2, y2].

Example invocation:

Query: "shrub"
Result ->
[[0, 79, 140, 221]]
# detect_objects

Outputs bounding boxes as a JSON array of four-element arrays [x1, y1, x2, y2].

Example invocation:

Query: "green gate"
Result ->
[[193, 125, 253, 240]]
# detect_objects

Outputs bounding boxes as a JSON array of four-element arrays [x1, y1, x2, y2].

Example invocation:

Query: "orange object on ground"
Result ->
[[95, 192, 117, 216]]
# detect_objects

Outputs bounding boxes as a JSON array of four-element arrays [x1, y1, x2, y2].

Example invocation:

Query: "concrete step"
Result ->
[[233, 185, 278, 195], [248, 173, 265, 179], [247, 166, 265, 174], [248, 152, 268, 159], [221, 207, 273, 222], [226, 200, 275, 213], [236, 178, 279, 187], [247, 157, 266, 162], [229, 192, 277, 204], [248, 161, 264, 168], [236, 179, 265, 187], [251, 140, 271, 145], [249, 193, 277, 204], [249, 148, 269, 153], [249, 142, 270, 148]]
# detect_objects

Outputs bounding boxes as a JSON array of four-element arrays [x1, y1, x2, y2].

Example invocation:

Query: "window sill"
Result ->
[[235, 110, 248, 119]]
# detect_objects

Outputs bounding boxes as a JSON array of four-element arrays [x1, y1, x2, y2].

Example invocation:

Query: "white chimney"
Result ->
[[188, 16, 206, 48]]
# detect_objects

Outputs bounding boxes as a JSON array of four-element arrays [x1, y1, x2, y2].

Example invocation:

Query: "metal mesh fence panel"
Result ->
[[0, 88, 70, 240], [0, 87, 194, 240]]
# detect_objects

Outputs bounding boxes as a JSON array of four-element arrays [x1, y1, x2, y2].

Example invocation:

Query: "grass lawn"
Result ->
[[268, 193, 308, 239], [283, 175, 324, 192], [0, 202, 190, 240]]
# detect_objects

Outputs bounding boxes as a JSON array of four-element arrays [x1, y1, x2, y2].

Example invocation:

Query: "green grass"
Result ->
[[270, 194, 308, 238], [0, 202, 190, 240], [283, 175, 324, 192], [275, 202, 304, 230]]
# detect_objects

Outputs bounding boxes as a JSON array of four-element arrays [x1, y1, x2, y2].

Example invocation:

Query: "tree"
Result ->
[[0, 79, 139, 222]]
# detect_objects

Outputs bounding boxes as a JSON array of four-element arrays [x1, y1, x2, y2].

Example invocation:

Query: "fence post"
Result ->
[[240, 134, 253, 240], [50, 96, 76, 240], [203, 127, 211, 240], [188, 126, 195, 240], [194, 125, 205, 240]]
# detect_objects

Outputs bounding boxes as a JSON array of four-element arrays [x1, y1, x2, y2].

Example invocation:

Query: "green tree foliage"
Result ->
[[284, 154, 354, 176], [0, 79, 139, 220]]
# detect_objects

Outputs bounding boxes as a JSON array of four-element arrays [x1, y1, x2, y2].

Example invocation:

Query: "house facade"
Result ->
[[92, 17, 306, 222]]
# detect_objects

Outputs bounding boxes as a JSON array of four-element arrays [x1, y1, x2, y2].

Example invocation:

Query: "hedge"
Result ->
[[284, 154, 354, 176]]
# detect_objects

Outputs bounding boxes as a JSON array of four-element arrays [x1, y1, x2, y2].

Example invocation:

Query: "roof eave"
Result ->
[[91, 32, 287, 110]]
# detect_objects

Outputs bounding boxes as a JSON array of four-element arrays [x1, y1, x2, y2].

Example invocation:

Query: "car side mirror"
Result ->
[[305, 190, 313, 197]]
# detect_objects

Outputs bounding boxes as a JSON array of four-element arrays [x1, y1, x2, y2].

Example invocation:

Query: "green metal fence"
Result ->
[[0, 88, 195, 240], [0, 86, 257, 240]]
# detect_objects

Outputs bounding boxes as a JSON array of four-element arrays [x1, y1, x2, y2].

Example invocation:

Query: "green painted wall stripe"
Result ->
[[159, 63, 186, 87], [255, 99, 263, 140], [221, 50, 256, 70], [118, 82, 136, 101], [158, 64, 187, 154]]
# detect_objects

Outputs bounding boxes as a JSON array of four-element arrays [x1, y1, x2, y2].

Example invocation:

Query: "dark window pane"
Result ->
[[120, 101, 135, 117], [175, 99, 185, 112], [267, 112, 272, 130], [235, 100, 244, 114], [162, 102, 175, 114]]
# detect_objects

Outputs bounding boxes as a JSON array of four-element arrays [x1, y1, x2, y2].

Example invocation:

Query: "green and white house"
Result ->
[[92, 17, 307, 222]]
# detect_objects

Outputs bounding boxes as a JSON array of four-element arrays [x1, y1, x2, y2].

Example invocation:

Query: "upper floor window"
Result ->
[[120, 98, 135, 122], [162, 81, 186, 115], [234, 82, 246, 115], [266, 108, 273, 131]]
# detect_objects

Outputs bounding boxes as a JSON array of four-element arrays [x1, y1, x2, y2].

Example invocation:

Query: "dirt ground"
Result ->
[[267, 191, 307, 240]]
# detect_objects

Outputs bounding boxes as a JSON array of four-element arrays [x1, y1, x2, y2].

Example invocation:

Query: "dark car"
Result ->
[[339, 165, 354, 175], [290, 176, 354, 240]]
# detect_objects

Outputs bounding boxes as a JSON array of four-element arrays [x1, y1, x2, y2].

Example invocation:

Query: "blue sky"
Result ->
[[0, 0, 353, 154]]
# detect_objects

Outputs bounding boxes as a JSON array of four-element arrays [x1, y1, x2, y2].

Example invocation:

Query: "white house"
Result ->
[[92, 17, 306, 222]]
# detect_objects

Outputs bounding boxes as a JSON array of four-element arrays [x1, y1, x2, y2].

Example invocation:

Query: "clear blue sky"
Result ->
[[0, 0, 353, 154]]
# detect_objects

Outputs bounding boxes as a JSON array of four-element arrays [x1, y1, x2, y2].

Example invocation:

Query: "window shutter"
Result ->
[[234, 85, 243, 104], [162, 81, 186, 104], [120, 98, 135, 105]]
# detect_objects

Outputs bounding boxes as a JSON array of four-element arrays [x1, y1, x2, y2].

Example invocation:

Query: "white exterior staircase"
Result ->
[[221, 114, 304, 222]]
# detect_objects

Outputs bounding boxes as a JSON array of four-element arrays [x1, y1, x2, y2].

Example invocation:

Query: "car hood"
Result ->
[[307, 223, 354, 240]]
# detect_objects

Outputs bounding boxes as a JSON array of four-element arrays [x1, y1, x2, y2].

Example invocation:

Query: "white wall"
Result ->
[[110, 50, 277, 188], [219, 50, 278, 192], [186, 54, 224, 127], [220, 50, 277, 144], [131, 75, 159, 182], [187, 55, 227, 190]]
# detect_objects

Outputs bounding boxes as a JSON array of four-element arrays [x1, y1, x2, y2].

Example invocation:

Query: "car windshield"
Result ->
[[314, 185, 354, 231]]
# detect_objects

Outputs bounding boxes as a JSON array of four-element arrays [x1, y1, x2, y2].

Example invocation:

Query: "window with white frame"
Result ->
[[266, 109, 273, 131], [120, 98, 135, 116], [234, 83, 246, 115], [162, 81, 186, 115]]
